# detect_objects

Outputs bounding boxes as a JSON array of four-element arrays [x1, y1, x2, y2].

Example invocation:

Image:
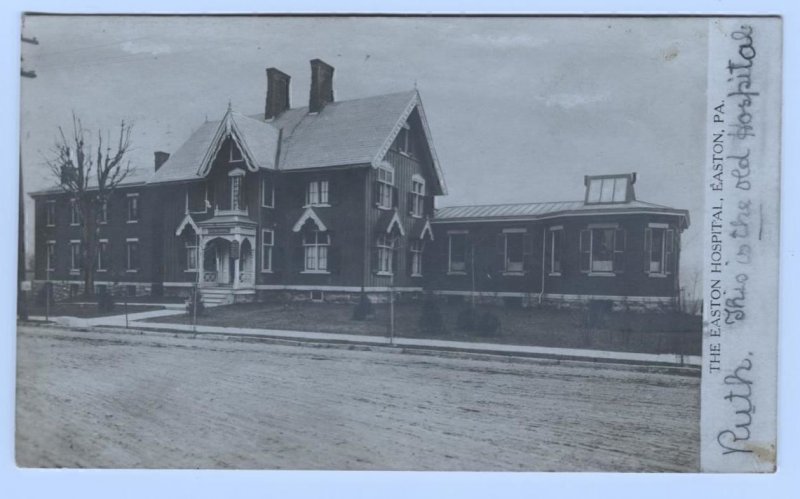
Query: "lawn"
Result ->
[[23, 303, 164, 319], [148, 300, 701, 355]]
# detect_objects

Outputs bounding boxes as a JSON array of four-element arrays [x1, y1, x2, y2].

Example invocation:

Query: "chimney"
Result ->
[[265, 67, 291, 120], [154, 151, 170, 171], [308, 59, 334, 113]]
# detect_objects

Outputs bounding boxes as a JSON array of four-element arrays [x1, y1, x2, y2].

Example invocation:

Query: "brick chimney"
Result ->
[[308, 59, 334, 113], [154, 151, 170, 171], [265, 67, 291, 120]]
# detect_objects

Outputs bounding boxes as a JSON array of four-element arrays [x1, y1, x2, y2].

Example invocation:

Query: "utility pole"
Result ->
[[21, 34, 38, 79], [19, 33, 37, 319]]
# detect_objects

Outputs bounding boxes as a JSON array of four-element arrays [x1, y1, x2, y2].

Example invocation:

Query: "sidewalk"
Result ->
[[25, 308, 700, 370], [67, 310, 700, 370]]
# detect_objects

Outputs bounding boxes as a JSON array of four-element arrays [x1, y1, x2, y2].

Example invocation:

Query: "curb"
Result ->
[[21, 321, 700, 377]]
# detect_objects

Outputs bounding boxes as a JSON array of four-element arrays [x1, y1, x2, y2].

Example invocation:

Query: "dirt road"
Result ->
[[15, 325, 699, 471]]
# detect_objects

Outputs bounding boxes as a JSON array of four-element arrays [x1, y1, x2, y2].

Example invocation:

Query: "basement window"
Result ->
[[310, 290, 324, 302]]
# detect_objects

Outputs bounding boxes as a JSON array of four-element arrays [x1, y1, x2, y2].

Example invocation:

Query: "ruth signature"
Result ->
[[716, 354, 755, 455]]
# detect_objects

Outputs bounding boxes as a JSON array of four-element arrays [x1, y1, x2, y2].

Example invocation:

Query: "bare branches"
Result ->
[[43, 112, 135, 298]]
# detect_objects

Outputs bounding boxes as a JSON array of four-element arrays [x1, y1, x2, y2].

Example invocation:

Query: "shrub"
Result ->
[[456, 306, 501, 336], [352, 292, 374, 321], [456, 306, 478, 331], [418, 294, 446, 335], [185, 289, 205, 317], [477, 311, 501, 336]]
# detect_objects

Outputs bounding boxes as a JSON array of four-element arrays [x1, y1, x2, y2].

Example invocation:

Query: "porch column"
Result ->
[[233, 240, 241, 289], [197, 233, 206, 287]]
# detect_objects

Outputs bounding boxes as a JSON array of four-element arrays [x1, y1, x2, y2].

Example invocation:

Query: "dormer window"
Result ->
[[584, 173, 636, 204]]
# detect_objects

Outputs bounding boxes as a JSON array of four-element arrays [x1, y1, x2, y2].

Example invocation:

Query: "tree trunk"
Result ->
[[81, 197, 97, 298]]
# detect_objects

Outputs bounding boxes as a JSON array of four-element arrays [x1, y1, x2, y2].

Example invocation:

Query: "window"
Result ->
[[501, 230, 526, 273], [548, 227, 564, 275], [70, 199, 81, 225], [303, 230, 329, 272], [305, 180, 329, 207], [126, 239, 139, 271], [187, 183, 208, 213], [376, 234, 395, 275], [645, 226, 675, 275], [376, 165, 394, 209], [395, 123, 413, 156], [98, 198, 108, 224], [126, 194, 139, 222], [580, 227, 626, 274], [230, 142, 243, 162], [70, 241, 81, 272], [410, 176, 425, 217], [45, 241, 55, 271], [185, 241, 198, 272], [229, 174, 243, 211], [310, 290, 324, 302], [409, 239, 424, 277], [261, 229, 274, 272], [262, 176, 275, 208], [45, 201, 55, 226], [448, 231, 468, 273], [97, 240, 109, 271]]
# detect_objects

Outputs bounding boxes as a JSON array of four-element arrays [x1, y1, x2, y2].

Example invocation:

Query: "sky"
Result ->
[[19, 15, 708, 295]]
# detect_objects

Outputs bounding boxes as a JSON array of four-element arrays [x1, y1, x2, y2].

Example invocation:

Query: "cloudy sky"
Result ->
[[20, 15, 707, 290]]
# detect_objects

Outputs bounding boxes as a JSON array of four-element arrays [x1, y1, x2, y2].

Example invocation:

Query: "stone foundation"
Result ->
[[32, 280, 156, 302]]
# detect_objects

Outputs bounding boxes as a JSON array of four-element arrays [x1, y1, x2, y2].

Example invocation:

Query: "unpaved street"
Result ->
[[15, 325, 699, 471]]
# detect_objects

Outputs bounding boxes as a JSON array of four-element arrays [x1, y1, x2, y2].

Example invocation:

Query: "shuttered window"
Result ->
[[644, 226, 675, 275], [580, 227, 626, 274]]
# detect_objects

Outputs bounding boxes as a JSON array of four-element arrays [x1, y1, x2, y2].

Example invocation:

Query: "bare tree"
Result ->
[[45, 113, 133, 297]]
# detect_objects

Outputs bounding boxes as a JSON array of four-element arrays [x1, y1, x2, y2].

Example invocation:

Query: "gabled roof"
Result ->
[[146, 90, 446, 194], [150, 108, 279, 184], [434, 200, 690, 228]]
